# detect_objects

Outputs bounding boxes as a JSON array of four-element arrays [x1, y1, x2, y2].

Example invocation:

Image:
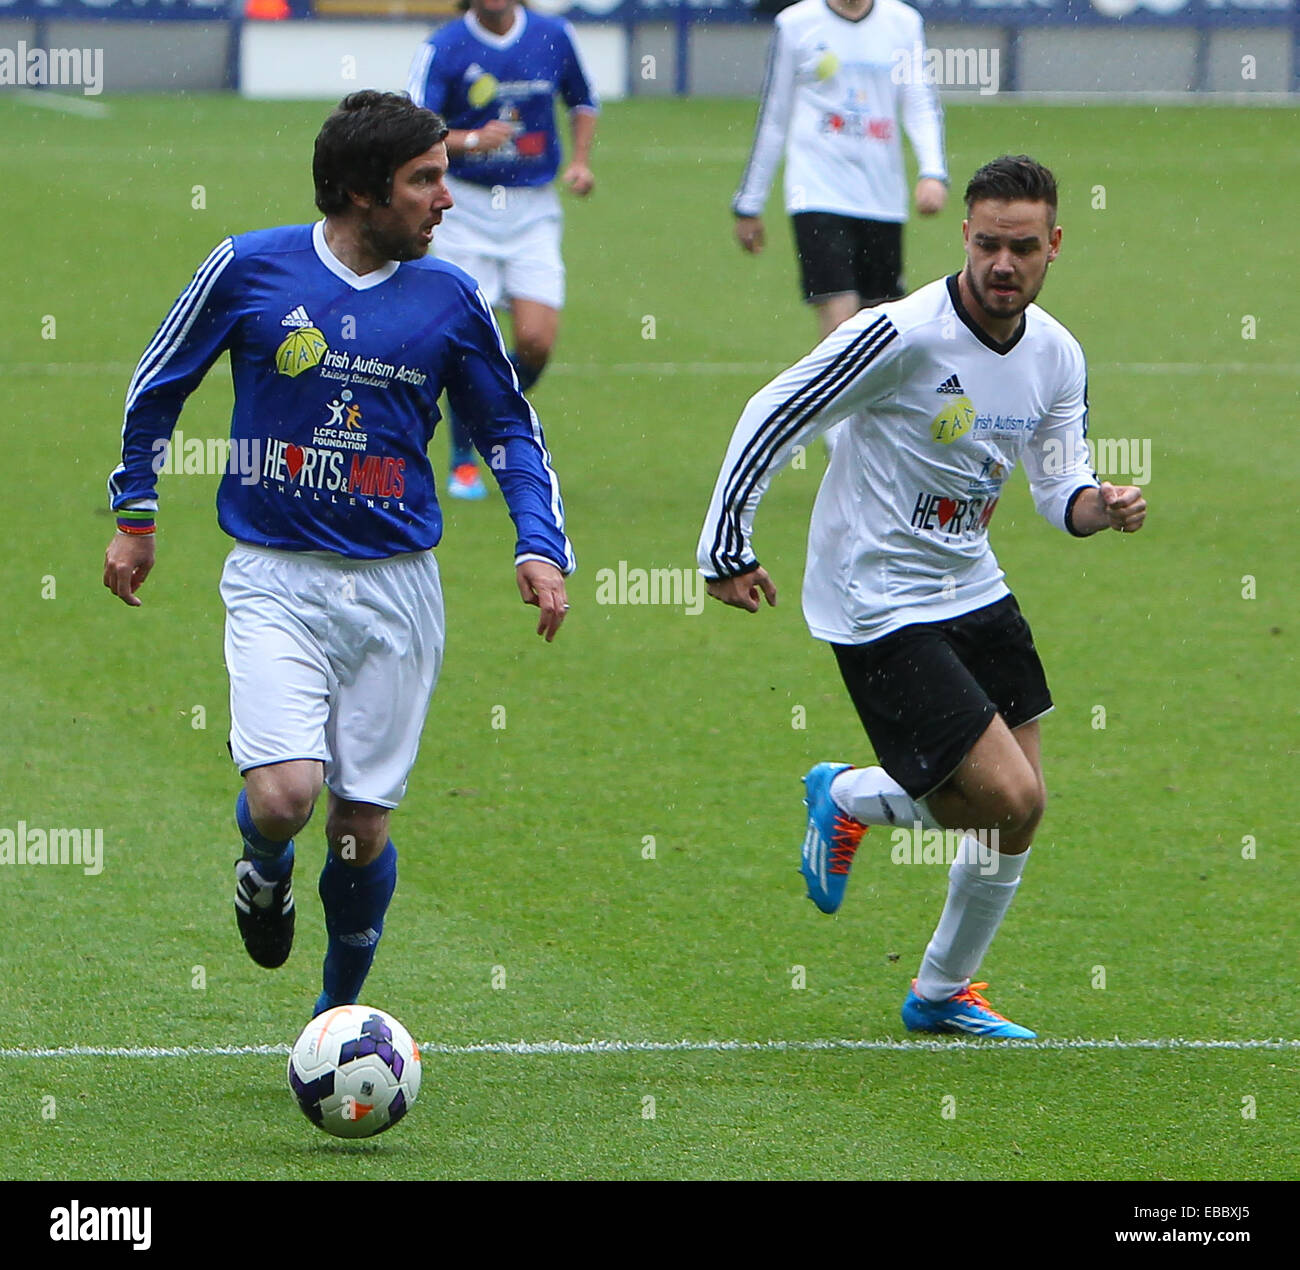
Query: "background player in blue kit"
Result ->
[[408, 0, 598, 500], [103, 91, 573, 1018]]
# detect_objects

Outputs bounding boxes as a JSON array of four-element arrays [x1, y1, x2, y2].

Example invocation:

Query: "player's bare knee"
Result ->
[[1029, 780, 1047, 833], [998, 777, 1045, 836], [245, 761, 321, 835], [963, 772, 1041, 838], [328, 832, 387, 867], [246, 784, 316, 841], [326, 805, 389, 866]]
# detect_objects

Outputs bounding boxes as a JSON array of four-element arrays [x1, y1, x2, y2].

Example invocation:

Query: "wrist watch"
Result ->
[[464, 131, 480, 152]]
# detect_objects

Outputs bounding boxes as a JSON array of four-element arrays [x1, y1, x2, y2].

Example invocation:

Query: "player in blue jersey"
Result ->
[[408, 0, 598, 499], [103, 91, 573, 1019]]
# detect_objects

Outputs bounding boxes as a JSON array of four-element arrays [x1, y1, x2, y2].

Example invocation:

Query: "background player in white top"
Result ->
[[408, 0, 598, 499], [734, 0, 948, 350], [700, 156, 1146, 1038]]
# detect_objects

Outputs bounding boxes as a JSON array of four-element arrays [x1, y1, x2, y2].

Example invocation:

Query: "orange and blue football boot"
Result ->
[[800, 762, 868, 914], [902, 980, 1036, 1039]]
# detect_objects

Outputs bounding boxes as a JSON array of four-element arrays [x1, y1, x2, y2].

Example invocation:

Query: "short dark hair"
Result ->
[[313, 91, 449, 215], [964, 155, 1058, 225]]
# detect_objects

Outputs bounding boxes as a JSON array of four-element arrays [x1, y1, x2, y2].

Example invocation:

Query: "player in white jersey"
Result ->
[[699, 156, 1146, 1038], [733, 0, 948, 350]]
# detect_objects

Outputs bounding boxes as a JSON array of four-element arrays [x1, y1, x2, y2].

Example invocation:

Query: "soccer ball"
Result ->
[[288, 1005, 422, 1138]]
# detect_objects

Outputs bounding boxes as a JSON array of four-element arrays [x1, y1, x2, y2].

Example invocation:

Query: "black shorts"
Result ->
[[830, 595, 1053, 799], [791, 212, 904, 306]]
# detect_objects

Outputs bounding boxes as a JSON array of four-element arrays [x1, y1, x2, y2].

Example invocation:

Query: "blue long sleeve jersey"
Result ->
[[406, 8, 598, 189], [108, 222, 574, 569]]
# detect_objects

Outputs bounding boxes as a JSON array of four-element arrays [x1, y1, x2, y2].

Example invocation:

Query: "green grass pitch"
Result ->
[[0, 91, 1296, 1180]]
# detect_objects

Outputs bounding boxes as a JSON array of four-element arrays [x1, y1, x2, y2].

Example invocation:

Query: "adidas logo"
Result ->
[[936, 374, 964, 395], [281, 305, 312, 329]]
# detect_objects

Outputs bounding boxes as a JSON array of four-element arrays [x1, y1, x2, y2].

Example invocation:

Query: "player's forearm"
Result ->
[[110, 238, 237, 516], [568, 109, 596, 166], [479, 433, 575, 574], [1065, 486, 1109, 536], [492, 477, 574, 574], [109, 402, 184, 517], [696, 394, 801, 578], [733, 33, 792, 217], [733, 115, 789, 217], [901, 90, 947, 183]]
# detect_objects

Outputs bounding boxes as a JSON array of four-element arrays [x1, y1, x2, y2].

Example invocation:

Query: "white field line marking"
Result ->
[[3, 362, 138, 376], [5, 361, 1300, 379], [9, 89, 109, 118], [547, 362, 1300, 378], [2, 1037, 1297, 1060]]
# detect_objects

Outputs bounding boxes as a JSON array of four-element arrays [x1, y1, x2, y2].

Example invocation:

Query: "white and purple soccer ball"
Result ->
[[288, 1005, 422, 1138]]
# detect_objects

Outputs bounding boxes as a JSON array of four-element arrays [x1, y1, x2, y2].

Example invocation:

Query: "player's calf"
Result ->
[[315, 797, 398, 1016], [233, 762, 320, 969], [234, 786, 297, 969]]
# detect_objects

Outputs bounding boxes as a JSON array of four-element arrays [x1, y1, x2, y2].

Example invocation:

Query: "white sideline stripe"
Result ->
[[2, 1037, 1297, 1060], [548, 362, 1300, 377], [5, 361, 1300, 379], [9, 89, 109, 118]]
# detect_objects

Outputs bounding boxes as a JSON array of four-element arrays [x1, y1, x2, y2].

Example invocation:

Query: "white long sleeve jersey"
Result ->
[[733, 0, 946, 222], [697, 275, 1100, 644]]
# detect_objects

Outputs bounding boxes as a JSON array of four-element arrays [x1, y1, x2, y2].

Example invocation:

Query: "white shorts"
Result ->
[[434, 176, 565, 311], [220, 544, 445, 808]]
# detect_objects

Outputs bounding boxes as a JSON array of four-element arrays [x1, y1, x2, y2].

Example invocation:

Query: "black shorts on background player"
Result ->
[[831, 595, 1053, 799], [792, 212, 905, 305]]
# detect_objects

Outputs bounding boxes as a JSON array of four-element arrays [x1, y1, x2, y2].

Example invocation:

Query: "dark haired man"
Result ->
[[104, 91, 573, 1019], [698, 156, 1145, 1038]]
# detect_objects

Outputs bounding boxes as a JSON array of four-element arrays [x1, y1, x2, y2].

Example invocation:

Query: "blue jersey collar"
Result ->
[[313, 220, 400, 291], [465, 6, 527, 50]]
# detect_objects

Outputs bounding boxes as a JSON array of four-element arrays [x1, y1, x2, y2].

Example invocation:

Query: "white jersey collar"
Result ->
[[466, 7, 527, 50], [947, 272, 1027, 356], [313, 220, 400, 291]]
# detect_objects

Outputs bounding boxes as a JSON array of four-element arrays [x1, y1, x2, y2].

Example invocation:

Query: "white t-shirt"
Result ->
[[697, 275, 1100, 643], [733, 0, 947, 223]]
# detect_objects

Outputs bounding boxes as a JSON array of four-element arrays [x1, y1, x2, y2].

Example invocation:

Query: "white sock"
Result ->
[[914, 839, 1030, 1003], [831, 766, 940, 829]]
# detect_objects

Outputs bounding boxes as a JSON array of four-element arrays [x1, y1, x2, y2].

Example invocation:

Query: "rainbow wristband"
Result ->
[[116, 510, 156, 535]]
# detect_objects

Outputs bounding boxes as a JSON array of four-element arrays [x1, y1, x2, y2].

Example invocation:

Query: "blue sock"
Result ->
[[235, 787, 294, 881], [448, 406, 476, 468], [510, 352, 542, 394], [315, 840, 397, 1015]]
